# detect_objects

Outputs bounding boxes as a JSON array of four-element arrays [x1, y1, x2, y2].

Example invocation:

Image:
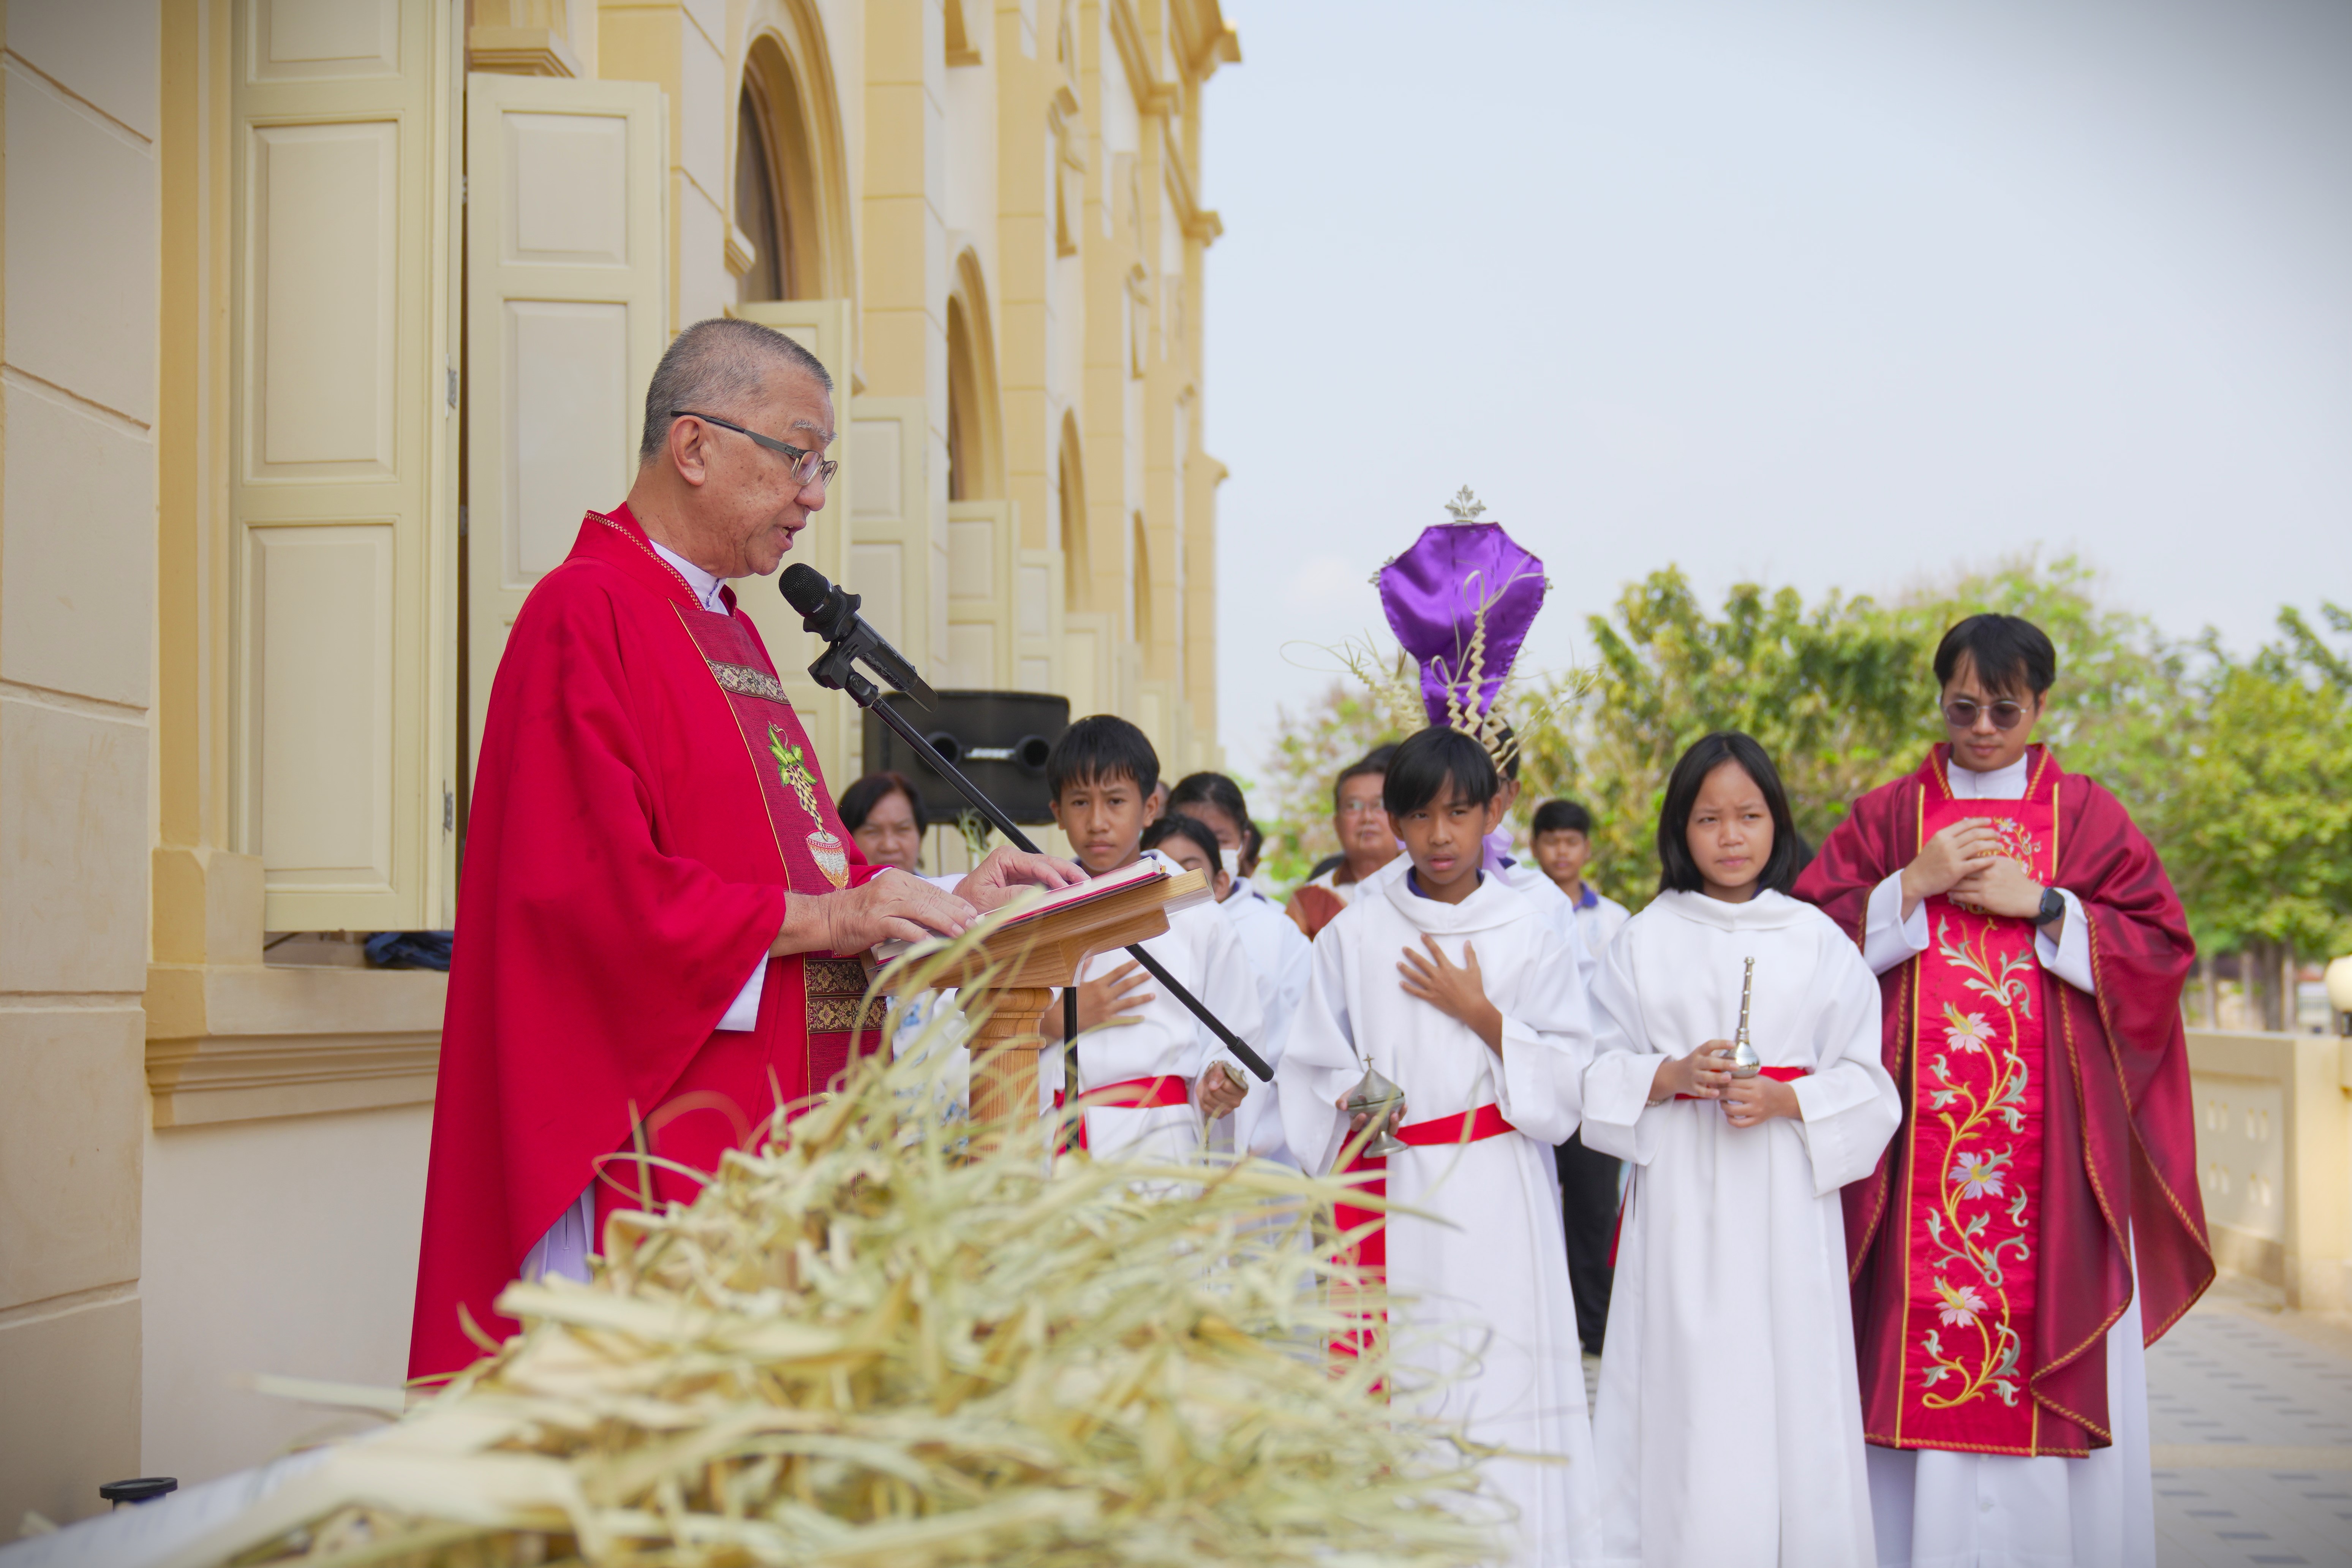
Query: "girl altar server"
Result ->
[[1582, 732, 1900, 1568], [1279, 726, 1602, 1568]]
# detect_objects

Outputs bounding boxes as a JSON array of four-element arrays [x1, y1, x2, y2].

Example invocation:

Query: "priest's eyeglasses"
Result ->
[[671, 410, 838, 487], [1941, 698, 2029, 731]]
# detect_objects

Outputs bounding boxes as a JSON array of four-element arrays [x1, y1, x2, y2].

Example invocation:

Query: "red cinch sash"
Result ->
[[1889, 762, 2058, 1454], [1331, 1103, 1518, 1370], [1061, 1074, 1195, 1152], [1608, 1067, 1812, 1267]]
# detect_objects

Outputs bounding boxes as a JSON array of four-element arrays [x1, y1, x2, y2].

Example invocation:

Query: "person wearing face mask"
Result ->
[[1797, 614, 2208, 1568], [1167, 772, 1314, 1166]]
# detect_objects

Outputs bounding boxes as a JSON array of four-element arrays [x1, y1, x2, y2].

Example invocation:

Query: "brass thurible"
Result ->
[[1728, 956, 1762, 1078], [1342, 1066, 1411, 1157]]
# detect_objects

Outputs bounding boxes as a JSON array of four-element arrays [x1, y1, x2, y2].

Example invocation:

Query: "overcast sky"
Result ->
[[1198, 0, 2352, 784]]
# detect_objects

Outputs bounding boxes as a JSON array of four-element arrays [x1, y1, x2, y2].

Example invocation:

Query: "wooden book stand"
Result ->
[[871, 866, 1212, 1125]]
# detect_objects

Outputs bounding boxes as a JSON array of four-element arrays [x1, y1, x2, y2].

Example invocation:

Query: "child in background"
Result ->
[[1581, 732, 1898, 1568], [1531, 796, 1633, 1355], [1531, 798, 1629, 957], [1168, 775, 1314, 1065], [1040, 717, 1262, 1161], [1279, 726, 1601, 1566]]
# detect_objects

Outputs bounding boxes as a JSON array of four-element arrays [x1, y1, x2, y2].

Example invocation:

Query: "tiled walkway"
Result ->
[[2151, 1280, 2352, 1568]]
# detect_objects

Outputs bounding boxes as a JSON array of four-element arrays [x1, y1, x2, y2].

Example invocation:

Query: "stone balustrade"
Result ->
[[2189, 1029, 2352, 1314]]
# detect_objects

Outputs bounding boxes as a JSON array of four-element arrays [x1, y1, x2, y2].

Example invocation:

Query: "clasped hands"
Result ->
[[1649, 1043, 1798, 1129], [1901, 819, 2050, 925]]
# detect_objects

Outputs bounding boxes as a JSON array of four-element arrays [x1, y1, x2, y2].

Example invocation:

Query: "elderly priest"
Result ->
[[410, 319, 1078, 1381]]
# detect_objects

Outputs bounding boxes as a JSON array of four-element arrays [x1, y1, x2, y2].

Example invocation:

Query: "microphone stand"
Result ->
[[802, 629, 1272, 1083]]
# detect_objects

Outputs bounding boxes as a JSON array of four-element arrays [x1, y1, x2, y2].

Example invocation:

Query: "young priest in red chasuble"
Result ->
[[1795, 614, 2210, 1567], [409, 321, 1078, 1382]]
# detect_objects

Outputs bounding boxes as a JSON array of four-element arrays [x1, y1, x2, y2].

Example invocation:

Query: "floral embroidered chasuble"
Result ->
[[1897, 761, 2057, 1453]]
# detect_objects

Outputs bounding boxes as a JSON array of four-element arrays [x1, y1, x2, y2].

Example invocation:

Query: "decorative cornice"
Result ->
[[145, 963, 447, 1126], [466, 24, 582, 79]]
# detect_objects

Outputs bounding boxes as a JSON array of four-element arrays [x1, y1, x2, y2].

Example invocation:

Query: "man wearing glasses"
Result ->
[[411, 319, 1079, 1381], [1797, 614, 2209, 1568]]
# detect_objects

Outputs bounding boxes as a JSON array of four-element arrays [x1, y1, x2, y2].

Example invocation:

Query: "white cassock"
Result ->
[[1221, 877, 1314, 1164], [1042, 893, 1264, 1163], [1856, 755, 2155, 1568], [1581, 888, 1900, 1568], [1281, 871, 1603, 1568]]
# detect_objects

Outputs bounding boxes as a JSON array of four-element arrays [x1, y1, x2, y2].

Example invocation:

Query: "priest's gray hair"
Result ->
[[639, 317, 832, 465]]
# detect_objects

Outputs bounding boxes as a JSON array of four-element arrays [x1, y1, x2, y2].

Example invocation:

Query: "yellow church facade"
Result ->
[[0, 0, 1235, 1522]]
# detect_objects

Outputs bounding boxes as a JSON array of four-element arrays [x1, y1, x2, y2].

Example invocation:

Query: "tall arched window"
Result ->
[[947, 296, 975, 501], [735, 87, 790, 302]]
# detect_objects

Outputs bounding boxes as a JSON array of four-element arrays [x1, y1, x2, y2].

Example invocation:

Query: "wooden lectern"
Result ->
[[871, 865, 1212, 1125]]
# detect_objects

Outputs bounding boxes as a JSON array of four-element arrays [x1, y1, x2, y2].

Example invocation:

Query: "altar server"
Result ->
[[1583, 731, 1899, 1568], [1038, 716, 1261, 1161], [1281, 726, 1602, 1567]]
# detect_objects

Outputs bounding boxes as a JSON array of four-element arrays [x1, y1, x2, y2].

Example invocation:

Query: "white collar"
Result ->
[[646, 538, 728, 613], [1947, 753, 2030, 800]]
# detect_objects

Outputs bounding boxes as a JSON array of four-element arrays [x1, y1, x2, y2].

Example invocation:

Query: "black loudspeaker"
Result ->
[[861, 690, 1070, 826]]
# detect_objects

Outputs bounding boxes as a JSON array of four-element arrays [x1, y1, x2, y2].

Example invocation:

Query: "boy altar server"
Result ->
[[1582, 732, 1900, 1568], [1038, 717, 1261, 1162], [1280, 726, 1603, 1567]]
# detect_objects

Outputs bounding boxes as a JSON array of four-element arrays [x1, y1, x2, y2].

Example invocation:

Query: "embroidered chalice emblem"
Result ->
[[768, 726, 850, 889]]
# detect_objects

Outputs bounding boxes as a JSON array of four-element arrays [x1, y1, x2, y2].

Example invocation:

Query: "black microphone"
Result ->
[[780, 564, 936, 709]]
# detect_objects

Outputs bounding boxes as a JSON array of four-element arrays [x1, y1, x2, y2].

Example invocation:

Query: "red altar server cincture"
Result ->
[[408, 506, 889, 1382]]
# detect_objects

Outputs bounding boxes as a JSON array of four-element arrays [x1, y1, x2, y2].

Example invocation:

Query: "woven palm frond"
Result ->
[[221, 932, 1501, 1568]]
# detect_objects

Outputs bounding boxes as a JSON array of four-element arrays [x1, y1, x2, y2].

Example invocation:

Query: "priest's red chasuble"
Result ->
[[409, 505, 885, 1381], [1796, 746, 2209, 1457]]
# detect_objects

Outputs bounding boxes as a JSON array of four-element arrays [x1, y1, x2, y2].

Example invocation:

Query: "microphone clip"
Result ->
[[792, 578, 936, 709]]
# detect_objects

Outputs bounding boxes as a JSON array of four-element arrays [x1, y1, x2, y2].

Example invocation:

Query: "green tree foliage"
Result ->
[[2168, 605, 2352, 1025]]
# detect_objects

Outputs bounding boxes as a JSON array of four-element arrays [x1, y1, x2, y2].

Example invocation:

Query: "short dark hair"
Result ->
[[838, 771, 927, 836], [1933, 614, 2057, 699], [1383, 726, 1501, 817], [1242, 821, 1265, 870], [1331, 743, 1397, 809], [1532, 798, 1593, 838], [1656, 731, 1802, 896], [1046, 714, 1159, 801], [640, 318, 831, 465], [1142, 814, 1222, 867], [1168, 771, 1251, 833]]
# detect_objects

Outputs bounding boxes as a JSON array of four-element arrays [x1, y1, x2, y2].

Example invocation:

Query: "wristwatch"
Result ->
[[2035, 886, 2066, 926]]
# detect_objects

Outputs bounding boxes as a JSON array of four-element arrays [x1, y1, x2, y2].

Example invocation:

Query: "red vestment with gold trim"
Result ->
[[408, 506, 884, 1381], [1796, 746, 2210, 1457]]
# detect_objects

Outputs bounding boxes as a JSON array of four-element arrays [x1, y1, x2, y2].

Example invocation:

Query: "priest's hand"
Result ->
[[1039, 961, 1154, 1039], [1199, 1061, 1247, 1121], [1949, 856, 2046, 922], [1650, 1042, 1735, 1104], [775, 870, 978, 955], [1398, 936, 1505, 1056], [953, 846, 1088, 913], [1721, 1072, 1800, 1129], [1900, 819, 2003, 917]]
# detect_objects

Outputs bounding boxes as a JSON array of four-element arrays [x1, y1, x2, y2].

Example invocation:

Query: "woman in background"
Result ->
[[839, 771, 928, 873]]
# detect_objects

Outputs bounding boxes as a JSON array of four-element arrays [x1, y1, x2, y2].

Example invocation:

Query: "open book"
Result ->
[[872, 855, 1174, 961]]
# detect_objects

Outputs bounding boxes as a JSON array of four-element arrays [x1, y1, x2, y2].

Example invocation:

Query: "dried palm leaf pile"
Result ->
[[219, 958, 1502, 1568]]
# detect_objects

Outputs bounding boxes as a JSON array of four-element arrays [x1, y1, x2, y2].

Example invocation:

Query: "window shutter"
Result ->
[[231, 0, 460, 931], [463, 71, 667, 780]]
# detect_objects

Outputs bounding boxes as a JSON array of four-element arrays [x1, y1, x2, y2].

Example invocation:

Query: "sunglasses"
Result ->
[[1941, 698, 2030, 731]]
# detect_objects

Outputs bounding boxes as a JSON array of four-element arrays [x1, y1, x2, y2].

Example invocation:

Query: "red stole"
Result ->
[[1894, 756, 2057, 1453], [1796, 745, 2211, 1456], [409, 505, 883, 1381]]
